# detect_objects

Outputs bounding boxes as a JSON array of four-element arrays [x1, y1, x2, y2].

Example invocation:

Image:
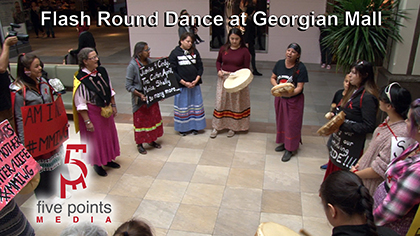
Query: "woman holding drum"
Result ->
[[324, 61, 378, 179], [270, 43, 308, 162], [211, 28, 251, 138]]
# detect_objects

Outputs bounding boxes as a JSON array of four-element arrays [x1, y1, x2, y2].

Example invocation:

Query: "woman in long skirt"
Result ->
[[73, 48, 120, 176], [126, 42, 163, 154], [211, 28, 251, 138], [169, 32, 206, 135]]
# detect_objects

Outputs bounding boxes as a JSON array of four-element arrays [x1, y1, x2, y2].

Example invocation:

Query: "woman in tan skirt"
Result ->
[[211, 28, 251, 138]]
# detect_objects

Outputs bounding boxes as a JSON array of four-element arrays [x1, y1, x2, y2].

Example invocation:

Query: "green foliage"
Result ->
[[323, 0, 406, 73]]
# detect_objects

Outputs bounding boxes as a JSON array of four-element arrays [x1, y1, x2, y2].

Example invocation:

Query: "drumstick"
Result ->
[[299, 229, 313, 236], [330, 103, 337, 112]]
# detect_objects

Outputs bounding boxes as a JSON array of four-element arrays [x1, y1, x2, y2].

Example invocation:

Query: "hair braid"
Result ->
[[359, 185, 378, 236]]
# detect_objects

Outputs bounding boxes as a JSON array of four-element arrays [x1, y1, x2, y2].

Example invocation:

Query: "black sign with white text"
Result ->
[[139, 58, 180, 107], [329, 130, 365, 170]]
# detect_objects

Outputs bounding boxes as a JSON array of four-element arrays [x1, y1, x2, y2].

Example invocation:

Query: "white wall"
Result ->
[[126, 0, 326, 63], [388, 0, 420, 75]]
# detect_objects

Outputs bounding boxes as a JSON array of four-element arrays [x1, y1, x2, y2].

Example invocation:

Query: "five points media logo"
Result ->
[[36, 144, 113, 224], [60, 144, 88, 199]]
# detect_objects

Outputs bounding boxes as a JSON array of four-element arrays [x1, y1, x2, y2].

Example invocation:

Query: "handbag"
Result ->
[[19, 172, 41, 195], [101, 104, 113, 118]]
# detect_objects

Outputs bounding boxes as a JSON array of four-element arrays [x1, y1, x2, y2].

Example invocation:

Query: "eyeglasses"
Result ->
[[88, 55, 99, 60], [143, 48, 151, 52], [384, 82, 400, 104]]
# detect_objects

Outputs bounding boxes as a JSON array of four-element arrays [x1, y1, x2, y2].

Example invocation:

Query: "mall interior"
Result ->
[[1, 0, 420, 235]]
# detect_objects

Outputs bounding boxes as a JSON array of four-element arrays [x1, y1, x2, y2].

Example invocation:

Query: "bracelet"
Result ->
[[84, 119, 91, 125], [352, 169, 358, 173], [111, 104, 116, 107]]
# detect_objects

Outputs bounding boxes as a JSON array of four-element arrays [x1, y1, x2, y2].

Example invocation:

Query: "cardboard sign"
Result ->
[[329, 130, 365, 170], [390, 137, 415, 161], [21, 95, 69, 157], [0, 120, 41, 211], [139, 57, 180, 107]]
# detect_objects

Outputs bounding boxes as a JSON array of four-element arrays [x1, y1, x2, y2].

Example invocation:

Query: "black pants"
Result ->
[[320, 42, 332, 65], [35, 164, 68, 199], [248, 42, 258, 72]]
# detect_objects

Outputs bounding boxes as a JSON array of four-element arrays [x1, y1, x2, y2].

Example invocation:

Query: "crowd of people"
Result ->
[[0, 7, 419, 236], [13, 0, 78, 38]]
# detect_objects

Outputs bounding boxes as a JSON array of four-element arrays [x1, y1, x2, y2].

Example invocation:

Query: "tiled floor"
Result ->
[[19, 123, 332, 236], [13, 25, 346, 235]]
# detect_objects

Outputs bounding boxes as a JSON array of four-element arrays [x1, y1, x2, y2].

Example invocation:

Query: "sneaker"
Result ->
[[93, 165, 107, 176], [180, 132, 187, 136], [227, 129, 235, 138], [210, 129, 218, 138], [253, 71, 263, 76], [326, 65, 331, 70], [320, 163, 328, 169], [105, 161, 120, 169], [281, 150, 296, 162], [192, 130, 198, 135], [321, 63, 326, 68], [275, 144, 285, 152]]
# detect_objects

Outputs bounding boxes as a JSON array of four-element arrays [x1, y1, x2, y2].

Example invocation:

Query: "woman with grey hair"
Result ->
[[60, 222, 108, 236], [72, 47, 120, 176], [125, 42, 163, 155]]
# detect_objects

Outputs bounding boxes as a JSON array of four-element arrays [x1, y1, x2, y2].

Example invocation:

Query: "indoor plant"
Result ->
[[323, 0, 406, 73]]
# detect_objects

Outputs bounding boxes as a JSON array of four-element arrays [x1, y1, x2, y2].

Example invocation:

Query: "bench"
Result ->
[[9, 63, 79, 112]]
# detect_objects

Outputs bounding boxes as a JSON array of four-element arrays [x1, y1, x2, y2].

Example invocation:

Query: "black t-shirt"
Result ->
[[272, 59, 308, 86], [332, 89, 344, 105], [0, 71, 11, 111]]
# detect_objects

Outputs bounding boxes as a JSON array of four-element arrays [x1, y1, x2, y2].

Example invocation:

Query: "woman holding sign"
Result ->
[[73, 47, 120, 177], [211, 28, 251, 138], [125, 42, 163, 154], [12, 53, 65, 199], [169, 32, 206, 136], [373, 98, 420, 235], [350, 83, 412, 195], [324, 61, 379, 179]]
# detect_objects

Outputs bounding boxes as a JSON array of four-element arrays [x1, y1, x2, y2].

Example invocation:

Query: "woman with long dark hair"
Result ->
[[270, 43, 308, 162], [324, 61, 379, 179], [169, 32, 205, 135], [72, 47, 120, 176], [125, 42, 163, 154], [321, 171, 398, 235], [351, 83, 412, 195], [211, 27, 251, 138], [12, 53, 65, 199]]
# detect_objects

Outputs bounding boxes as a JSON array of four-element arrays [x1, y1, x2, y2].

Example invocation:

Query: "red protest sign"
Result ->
[[0, 120, 41, 211], [21, 95, 69, 157]]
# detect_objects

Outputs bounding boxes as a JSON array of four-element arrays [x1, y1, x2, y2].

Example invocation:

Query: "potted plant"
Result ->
[[323, 0, 406, 73]]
